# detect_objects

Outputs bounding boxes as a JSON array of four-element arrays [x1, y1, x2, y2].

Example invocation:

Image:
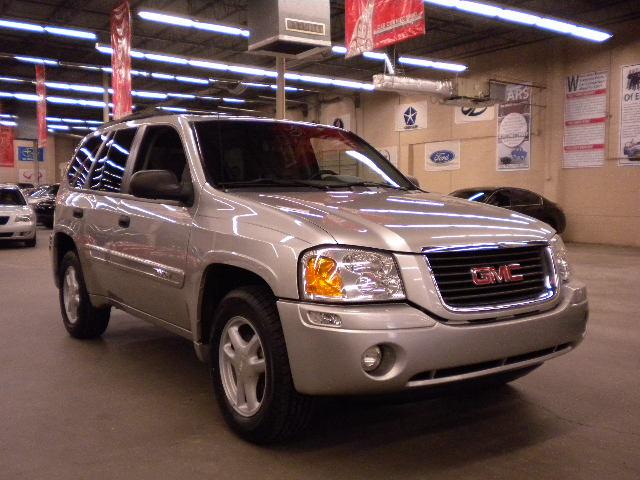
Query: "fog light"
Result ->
[[361, 345, 382, 372], [307, 311, 342, 328]]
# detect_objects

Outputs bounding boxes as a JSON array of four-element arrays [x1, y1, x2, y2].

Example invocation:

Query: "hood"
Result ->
[[0, 205, 32, 215], [233, 190, 555, 253]]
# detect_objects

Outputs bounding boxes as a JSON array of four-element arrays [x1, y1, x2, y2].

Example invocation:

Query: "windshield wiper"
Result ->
[[332, 181, 410, 191], [217, 178, 329, 190]]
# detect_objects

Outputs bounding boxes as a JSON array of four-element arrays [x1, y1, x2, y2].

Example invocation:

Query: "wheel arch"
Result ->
[[52, 232, 77, 288]]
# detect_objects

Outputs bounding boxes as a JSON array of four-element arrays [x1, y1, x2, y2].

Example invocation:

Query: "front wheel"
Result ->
[[59, 251, 110, 339], [211, 286, 313, 444]]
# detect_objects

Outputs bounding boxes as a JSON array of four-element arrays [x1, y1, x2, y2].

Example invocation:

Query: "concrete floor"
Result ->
[[1, 229, 639, 480]]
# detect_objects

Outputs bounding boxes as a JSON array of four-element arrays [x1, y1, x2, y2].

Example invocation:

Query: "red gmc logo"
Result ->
[[470, 264, 524, 286]]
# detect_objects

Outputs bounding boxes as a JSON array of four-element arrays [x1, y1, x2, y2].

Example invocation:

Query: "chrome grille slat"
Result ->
[[424, 244, 556, 310]]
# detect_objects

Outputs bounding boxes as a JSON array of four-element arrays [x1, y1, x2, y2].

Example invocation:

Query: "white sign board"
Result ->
[[425, 140, 460, 171], [395, 101, 428, 131], [454, 105, 495, 124], [563, 71, 608, 168], [620, 64, 640, 166]]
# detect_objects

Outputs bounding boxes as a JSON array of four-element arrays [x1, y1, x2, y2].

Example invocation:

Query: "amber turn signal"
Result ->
[[304, 256, 344, 298]]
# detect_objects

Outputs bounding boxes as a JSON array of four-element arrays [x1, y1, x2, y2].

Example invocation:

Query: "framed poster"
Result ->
[[620, 64, 640, 166]]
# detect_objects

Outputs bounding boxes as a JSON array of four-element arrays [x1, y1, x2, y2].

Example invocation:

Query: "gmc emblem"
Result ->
[[471, 264, 524, 286]]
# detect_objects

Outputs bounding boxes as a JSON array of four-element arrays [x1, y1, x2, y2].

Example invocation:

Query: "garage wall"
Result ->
[[312, 20, 640, 247]]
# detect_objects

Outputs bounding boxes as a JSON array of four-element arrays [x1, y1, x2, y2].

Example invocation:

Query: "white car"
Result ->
[[0, 184, 36, 247]]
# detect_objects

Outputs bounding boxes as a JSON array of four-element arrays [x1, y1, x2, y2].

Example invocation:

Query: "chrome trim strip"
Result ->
[[406, 344, 573, 388], [422, 242, 559, 314], [109, 249, 185, 287]]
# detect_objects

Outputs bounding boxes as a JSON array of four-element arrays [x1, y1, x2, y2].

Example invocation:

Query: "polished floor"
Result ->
[[1, 230, 639, 480]]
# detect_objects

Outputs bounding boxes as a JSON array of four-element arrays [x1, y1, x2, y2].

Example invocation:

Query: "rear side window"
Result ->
[[67, 134, 104, 188], [0, 188, 26, 205], [89, 128, 137, 193]]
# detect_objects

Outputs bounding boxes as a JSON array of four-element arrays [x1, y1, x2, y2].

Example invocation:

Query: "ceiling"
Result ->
[[0, 0, 638, 125]]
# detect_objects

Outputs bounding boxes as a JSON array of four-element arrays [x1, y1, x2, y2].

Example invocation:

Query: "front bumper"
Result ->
[[278, 281, 588, 395], [0, 221, 36, 240]]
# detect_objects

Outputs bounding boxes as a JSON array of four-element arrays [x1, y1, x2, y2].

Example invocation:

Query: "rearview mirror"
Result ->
[[129, 170, 189, 202]]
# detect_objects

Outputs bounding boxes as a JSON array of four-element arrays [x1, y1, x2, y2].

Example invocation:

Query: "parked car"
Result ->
[[0, 184, 36, 247], [16, 182, 35, 190], [51, 115, 588, 443], [450, 187, 567, 233], [28, 184, 59, 228]]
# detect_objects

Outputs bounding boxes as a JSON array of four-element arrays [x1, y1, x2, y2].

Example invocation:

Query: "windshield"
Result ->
[[451, 189, 494, 202], [0, 189, 26, 205], [194, 121, 414, 190], [30, 185, 59, 198]]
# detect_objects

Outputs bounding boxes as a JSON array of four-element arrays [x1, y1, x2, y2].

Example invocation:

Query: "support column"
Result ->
[[276, 56, 286, 120], [102, 73, 110, 123]]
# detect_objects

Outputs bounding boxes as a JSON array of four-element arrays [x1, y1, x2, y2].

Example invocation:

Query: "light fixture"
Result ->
[[0, 120, 17, 126], [332, 45, 467, 73], [0, 17, 95, 40], [138, 10, 249, 38], [95, 43, 376, 91], [0, 90, 115, 109], [423, 0, 612, 42]]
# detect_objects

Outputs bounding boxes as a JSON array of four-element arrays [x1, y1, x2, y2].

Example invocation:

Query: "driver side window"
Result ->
[[131, 125, 192, 191]]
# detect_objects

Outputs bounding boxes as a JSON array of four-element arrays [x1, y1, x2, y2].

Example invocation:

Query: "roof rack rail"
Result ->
[[100, 107, 180, 128]]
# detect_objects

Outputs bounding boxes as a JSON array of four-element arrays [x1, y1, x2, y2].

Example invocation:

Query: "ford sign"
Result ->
[[430, 150, 456, 164]]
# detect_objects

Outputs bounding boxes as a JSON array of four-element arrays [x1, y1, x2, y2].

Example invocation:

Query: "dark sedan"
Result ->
[[27, 184, 59, 228], [450, 187, 566, 233]]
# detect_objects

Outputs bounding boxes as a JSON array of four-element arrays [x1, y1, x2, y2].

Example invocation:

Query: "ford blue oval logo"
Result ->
[[430, 150, 456, 164]]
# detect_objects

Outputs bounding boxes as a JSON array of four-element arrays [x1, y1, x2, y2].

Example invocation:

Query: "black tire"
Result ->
[[25, 237, 36, 248], [58, 250, 110, 339], [210, 285, 314, 444]]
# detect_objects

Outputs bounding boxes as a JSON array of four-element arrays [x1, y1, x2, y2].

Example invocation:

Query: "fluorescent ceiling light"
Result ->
[[0, 120, 17, 126], [95, 43, 376, 91], [47, 117, 102, 125], [332, 45, 466, 73], [0, 113, 17, 118], [0, 17, 95, 39], [138, 10, 249, 37], [15, 56, 58, 66], [423, 0, 612, 42]]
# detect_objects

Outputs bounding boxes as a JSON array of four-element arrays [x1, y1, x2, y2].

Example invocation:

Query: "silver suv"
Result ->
[[51, 115, 588, 443]]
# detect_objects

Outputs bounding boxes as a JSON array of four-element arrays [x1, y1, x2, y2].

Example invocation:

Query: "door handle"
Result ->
[[72, 207, 83, 219], [118, 215, 131, 228]]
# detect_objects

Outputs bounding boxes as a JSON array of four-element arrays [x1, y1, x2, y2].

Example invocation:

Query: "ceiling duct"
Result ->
[[373, 74, 455, 98], [247, 0, 331, 57], [373, 74, 508, 106]]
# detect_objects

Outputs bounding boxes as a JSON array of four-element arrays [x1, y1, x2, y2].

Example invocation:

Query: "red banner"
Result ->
[[36, 65, 47, 148], [346, 0, 425, 58], [111, 0, 132, 120], [0, 126, 14, 167]]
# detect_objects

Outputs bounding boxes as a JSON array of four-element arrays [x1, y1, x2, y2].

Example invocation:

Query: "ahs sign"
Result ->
[[470, 264, 524, 286]]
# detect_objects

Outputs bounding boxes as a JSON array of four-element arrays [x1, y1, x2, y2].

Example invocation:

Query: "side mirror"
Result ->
[[406, 175, 421, 188], [129, 170, 189, 202]]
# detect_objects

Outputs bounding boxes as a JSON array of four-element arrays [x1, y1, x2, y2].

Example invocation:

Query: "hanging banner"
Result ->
[[620, 64, 640, 166], [497, 84, 532, 171], [563, 71, 608, 169], [395, 101, 428, 131], [425, 140, 460, 171], [36, 65, 47, 148], [0, 126, 14, 167], [346, 0, 425, 58], [454, 105, 495, 124], [111, 0, 132, 120]]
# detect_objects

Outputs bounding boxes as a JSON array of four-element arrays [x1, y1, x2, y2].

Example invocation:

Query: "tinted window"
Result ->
[[509, 189, 540, 206], [89, 129, 137, 193], [194, 121, 413, 190], [133, 125, 188, 182], [488, 190, 512, 207], [67, 134, 105, 188], [451, 189, 494, 202], [0, 189, 26, 205]]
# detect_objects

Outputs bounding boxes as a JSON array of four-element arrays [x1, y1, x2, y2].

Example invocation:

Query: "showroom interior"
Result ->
[[0, 0, 639, 478]]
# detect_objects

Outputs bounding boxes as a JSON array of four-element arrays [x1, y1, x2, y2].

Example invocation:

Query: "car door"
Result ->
[[81, 127, 140, 298], [108, 124, 193, 330]]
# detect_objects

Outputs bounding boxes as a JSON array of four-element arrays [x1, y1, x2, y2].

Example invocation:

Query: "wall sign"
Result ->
[[454, 105, 495, 124], [19, 169, 46, 184], [425, 140, 460, 171], [497, 84, 532, 171], [395, 101, 428, 131], [563, 71, 608, 168], [620, 64, 640, 166], [17, 146, 44, 162]]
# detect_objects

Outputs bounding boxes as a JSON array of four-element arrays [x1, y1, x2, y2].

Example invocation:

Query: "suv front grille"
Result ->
[[0, 216, 8, 225], [424, 244, 556, 310]]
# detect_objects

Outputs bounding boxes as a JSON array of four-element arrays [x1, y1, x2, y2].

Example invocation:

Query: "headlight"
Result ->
[[300, 247, 405, 302], [550, 235, 570, 282], [15, 214, 33, 223]]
